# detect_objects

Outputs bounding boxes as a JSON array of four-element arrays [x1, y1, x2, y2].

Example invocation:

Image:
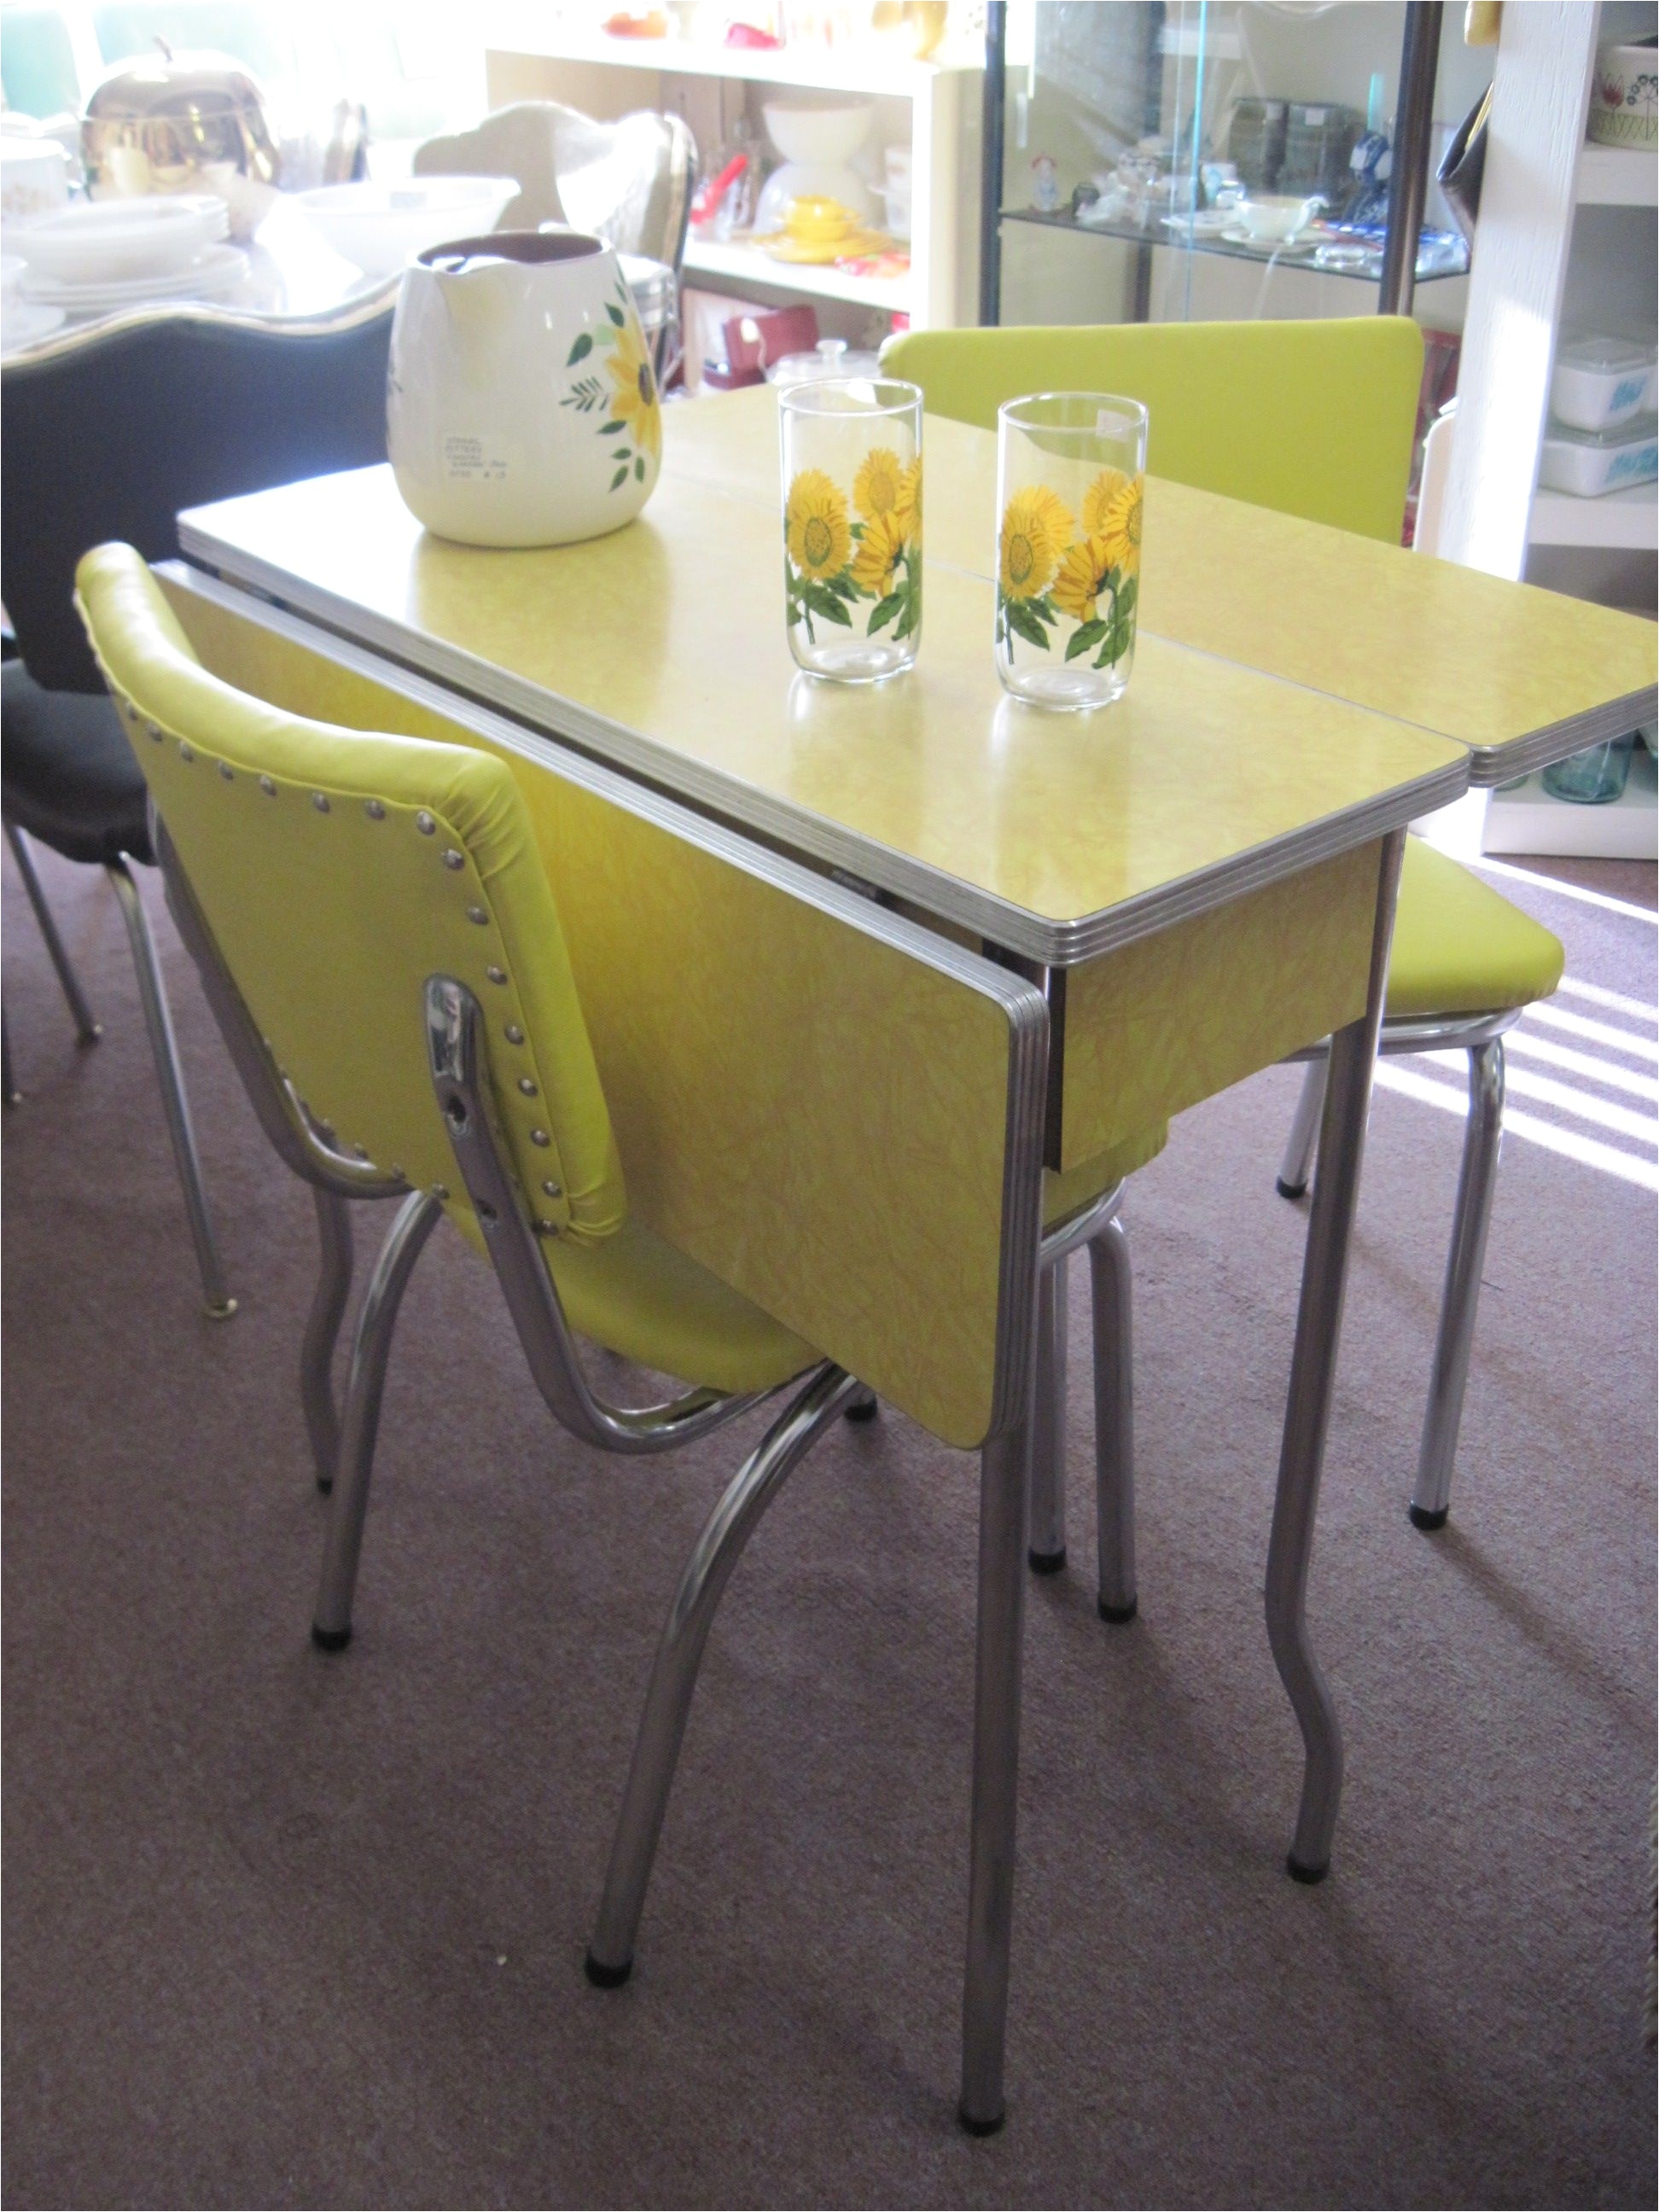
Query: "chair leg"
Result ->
[[304, 1188, 355, 1495], [5, 820, 101, 1043], [585, 1362, 859, 1986], [1027, 1256, 1068, 1572], [3, 1006, 19, 1105], [958, 1413, 1033, 2135], [106, 857, 236, 1319], [1090, 1215, 1137, 1623], [311, 1188, 443, 1650], [1266, 1013, 1382, 1886], [1410, 1038, 1505, 1533], [1277, 1054, 1327, 1199]]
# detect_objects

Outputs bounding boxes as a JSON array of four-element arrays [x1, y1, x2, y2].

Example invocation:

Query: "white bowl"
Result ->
[[11, 195, 227, 282], [295, 175, 519, 276], [1234, 192, 1321, 241], [762, 100, 875, 168]]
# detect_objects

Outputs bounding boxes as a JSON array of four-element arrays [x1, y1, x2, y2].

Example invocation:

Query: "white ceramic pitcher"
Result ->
[[387, 230, 662, 548]]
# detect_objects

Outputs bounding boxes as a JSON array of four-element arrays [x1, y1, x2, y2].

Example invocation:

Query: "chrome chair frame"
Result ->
[[1275, 1007, 1518, 1528], [3, 815, 234, 1316], [150, 812, 1056, 2136]]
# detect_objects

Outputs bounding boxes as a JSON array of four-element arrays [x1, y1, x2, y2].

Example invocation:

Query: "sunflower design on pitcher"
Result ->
[[783, 445, 922, 648], [560, 271, 661, 492], [998, 473, 1140, 673]]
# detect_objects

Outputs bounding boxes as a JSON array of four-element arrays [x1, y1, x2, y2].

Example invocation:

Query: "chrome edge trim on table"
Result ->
[[1465, 684, 1659, 787], [171, 535, 1472, 968]]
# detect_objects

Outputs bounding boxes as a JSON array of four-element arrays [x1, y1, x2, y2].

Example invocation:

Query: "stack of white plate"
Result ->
[[12, 195, 247, 312]]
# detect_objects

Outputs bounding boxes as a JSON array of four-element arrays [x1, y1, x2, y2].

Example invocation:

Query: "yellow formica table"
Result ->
[[157, 390, 1645, 2133]]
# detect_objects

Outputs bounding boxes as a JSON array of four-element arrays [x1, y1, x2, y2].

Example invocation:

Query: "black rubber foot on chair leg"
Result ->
[[958, 2103, 1006, 2138], [1407, 1503, 1449, 1532], [1286, 1852, 1329, 1885], [311, 1621, 352, 1653], [1275, 1177, 1308, 1201], [1027, 1546, 1066, 1575], [315, 1475, 334, 1496], [1097, 1594, 1138, 1623], [844, 1397, 879, 1423], [584, 1950, 632, 1988]]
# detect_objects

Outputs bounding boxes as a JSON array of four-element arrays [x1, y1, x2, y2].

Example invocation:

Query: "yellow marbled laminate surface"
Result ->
[[1059, 842, 1379, 1170], [180, 460, 1465, 960], [661, 388, 1657, 777], [160, 573, 1036, 1446]]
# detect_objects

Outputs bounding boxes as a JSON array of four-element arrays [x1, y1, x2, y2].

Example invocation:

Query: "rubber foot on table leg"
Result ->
[[1097, 1594, 1138, 1624], [844, 1397, 879, 1423], [585, 1950, 632, 1988], [1408, 1503, 1449, 1532], [1027, 1546, 1066, 1575], [311, 1621, 351, 1653], [958, 2103, 1006, 2139], [1275, 1177, 1307, 1201], [1286, 1852, 1329, 1885], [316, 1475, 334, 1496]]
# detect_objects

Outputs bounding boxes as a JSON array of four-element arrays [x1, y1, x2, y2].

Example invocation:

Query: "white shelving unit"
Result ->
[[1438, 0, 1656, 862], [481, 6, 981, 333]]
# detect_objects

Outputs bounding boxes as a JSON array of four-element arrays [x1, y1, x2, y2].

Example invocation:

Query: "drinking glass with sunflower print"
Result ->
[[995, 393, 1147, 710], [778, 379, 923, 683]]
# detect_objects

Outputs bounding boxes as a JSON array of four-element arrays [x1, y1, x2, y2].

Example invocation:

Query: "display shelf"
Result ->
[[1483, 746, 1658, 859], [482, 15, 969, 96], [996, 207, 1469, 285], [683, 236, 911, 314], [1529, 480, 1659, 550], [1576, 143, 1659, 207]]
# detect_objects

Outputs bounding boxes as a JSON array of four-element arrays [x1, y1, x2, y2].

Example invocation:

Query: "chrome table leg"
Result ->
[[311, 1188, 442, 1650], [1266, 830, 1404, 1884], [1089, 1215, 1137, 1623], [1027, 1257, 1068, 1572], [586, 1363, 858, 1984], [303, 1188, 354, 1493], [6, 820, 100, 1043], [1410, 1038, 1505, 1531], [958, 1412, 1034, 2134], [3, 1006, 19, 1105], [107, 855, 235, 1318], [1277, 1054, 1328, 1200]]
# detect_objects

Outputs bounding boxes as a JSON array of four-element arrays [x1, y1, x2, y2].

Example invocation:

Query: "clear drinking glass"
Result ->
[[1540, 731, 1636, 803], [778, 376, 923, 684], [995, 392, 1148, 711]]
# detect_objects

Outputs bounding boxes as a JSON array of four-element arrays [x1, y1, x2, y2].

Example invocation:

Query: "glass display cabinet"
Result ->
[[980, 1, 1489, 330]]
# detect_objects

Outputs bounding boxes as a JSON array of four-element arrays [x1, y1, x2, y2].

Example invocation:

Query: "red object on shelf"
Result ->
[[690, 151, 748, 231], [720, 303, 821, 381], [725, 21, 783, 46]]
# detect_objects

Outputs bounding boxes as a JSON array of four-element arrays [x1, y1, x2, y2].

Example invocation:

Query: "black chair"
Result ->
[[1, 301, 393, 1313]]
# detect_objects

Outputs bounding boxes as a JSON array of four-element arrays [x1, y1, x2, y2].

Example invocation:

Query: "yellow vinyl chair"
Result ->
[[884, 317, 1565, 1582], [74, 539, 1160, 2133]]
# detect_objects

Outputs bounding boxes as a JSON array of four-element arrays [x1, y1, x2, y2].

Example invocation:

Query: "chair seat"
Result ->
[[2, 661, 151, 866], [1387, 835, 1564, 1022], [454, 1118, 1171, 1399]]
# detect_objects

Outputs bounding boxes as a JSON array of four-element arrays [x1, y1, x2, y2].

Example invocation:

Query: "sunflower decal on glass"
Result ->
[[778, 380, 923, 684], [561, 268, 661, 495], [995, 394, 1148, 711]]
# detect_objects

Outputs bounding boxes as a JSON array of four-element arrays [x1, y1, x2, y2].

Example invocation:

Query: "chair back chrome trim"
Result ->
[[425, 975, 781, 1455]]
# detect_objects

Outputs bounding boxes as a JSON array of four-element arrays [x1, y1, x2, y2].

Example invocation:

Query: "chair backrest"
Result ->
[[1, 306, 393, 692], [74, 542, 626, 1247], [882, 317, 1423, 543], [415, 102, 696, 272]]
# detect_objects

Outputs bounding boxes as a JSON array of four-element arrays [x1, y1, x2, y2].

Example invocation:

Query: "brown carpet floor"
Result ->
[[3, 841, 1655, 2210]]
